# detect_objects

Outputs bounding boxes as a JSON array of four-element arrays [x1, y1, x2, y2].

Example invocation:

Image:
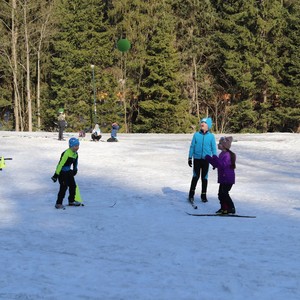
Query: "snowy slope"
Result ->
[[0, 131, 299, 300]]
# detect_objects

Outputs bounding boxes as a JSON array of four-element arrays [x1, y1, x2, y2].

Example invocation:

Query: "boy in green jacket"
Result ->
[[51, 137, 81, 209]]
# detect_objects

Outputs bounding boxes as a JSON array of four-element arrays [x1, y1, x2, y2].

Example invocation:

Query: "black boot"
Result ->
[[201, 193, 208, 203]]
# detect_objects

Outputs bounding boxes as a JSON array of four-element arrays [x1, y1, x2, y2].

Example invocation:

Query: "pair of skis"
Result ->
[[56, 185, 84, 210], [187, 198, 256, 218], [56, 184, 118, 210], [0, 157, 12, 171]]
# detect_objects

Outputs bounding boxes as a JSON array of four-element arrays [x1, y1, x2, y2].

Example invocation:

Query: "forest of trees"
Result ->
[[0, 0, 299, 133]]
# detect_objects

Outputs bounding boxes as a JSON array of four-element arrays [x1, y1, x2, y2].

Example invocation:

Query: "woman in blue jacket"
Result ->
[[188, 117, 217, 204]]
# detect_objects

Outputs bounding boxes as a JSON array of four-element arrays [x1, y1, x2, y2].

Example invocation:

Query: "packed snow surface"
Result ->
[[0, 131, 299, 300]]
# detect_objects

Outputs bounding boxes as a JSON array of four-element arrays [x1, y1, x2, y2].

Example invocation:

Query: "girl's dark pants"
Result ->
[[56, 171, 76, 205], [218, 184, 235, 210], [189, 159, 209, 198]]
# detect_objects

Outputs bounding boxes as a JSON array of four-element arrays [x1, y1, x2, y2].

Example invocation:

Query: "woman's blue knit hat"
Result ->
[[69, 137, 80, 148], [200, 117, 213, 130]]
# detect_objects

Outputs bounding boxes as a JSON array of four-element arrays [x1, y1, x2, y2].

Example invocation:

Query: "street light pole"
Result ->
[[90, 64, 97, 124]]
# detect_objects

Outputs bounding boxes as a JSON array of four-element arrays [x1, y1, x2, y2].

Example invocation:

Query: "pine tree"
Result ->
[[133, 2, 187, 133], [0, 1, 13, 130], [276, 0, 300, 132], [48, 0, 113, 131], [171, 0, 218, 123], [212, 0, 288, 132]]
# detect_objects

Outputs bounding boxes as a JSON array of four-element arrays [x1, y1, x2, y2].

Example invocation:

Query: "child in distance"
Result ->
[[205, 136, 236, 215]]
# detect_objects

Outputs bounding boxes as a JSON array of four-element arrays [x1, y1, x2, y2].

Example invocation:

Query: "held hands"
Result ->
[[205, 155, 217, 170], [188, 158, 192, 167], [51, 173, 58, 183]]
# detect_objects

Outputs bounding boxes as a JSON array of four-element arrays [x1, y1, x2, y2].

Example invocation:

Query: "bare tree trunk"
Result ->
[[24, 0, 32, 131], [193, 56, 200, 119], [37, 49, 41, 129], [12, 0, 20, 131], [262, 89, 267, 103], [36, 4, 52, 130]]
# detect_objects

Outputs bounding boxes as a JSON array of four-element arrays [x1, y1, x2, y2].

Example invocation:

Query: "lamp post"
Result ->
[[90, 64, 97, 124], [117, 38, 131, 133]]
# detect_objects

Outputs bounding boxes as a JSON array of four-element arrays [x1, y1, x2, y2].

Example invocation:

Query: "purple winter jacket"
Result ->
[[205, 151, 235, 184]]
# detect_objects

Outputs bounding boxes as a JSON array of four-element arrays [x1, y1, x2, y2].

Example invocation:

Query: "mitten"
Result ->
[[51, 173, 58, 182], [188, 158, 192, 167]]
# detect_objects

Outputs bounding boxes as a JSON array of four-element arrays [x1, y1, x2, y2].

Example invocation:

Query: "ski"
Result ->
[[55, 203, 84, 210], [109, 200, 117, 208], [188, 199, 197, 209], [0, 157, 12, 170], [55, 205, 66, 210], [186, 212, 256, 218]]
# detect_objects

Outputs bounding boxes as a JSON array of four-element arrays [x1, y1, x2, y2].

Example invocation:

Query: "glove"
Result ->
[[73, 169, 77, 176], [188, 158, 192, 167], [51, 173, 58, 183]]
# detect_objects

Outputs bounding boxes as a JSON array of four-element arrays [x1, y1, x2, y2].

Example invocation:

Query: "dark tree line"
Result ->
[[0, 0, 299, 133]]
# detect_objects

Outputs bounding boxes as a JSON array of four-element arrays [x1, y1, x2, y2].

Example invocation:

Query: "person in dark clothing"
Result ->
[[205, 136, 236, 215], [188, 117, 217, 205], [58, 110, 66, 140], [51, 137, 81, 209]]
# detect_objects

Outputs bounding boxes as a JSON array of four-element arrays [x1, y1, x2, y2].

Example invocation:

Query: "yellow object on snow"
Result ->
[[0, 156, 6, 170], [75, 185, 83, 202]]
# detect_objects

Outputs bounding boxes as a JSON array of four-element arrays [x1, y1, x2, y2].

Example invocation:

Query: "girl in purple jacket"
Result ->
[[205, 136, 236, 215]]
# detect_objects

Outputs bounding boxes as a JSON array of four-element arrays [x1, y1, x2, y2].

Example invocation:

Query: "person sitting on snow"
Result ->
[[107, 122, 119, 142], [91, 124, 102, 141]]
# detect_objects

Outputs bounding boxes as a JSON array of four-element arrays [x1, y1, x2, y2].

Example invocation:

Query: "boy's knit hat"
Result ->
[[69, 137, 80, 148], [219, 136, 233, 150], [200, 117, 212, 130]]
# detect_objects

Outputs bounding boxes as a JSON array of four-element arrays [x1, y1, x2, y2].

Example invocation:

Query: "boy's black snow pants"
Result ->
[[56, 170, 76, 205]]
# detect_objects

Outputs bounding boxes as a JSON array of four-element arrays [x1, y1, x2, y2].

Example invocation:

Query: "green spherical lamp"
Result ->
[[117, 39, 131, 52]]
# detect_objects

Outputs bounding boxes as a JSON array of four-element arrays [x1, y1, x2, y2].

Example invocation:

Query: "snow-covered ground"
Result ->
[[0, 131, 299, 300]]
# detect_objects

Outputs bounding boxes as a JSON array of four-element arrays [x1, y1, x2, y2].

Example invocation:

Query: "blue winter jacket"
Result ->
[[189, 131, 217, 159], [111, 125, 119, 138]]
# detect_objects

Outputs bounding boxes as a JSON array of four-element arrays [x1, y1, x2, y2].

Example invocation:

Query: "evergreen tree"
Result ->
[[133, 1, 189, 133], [276, 0, 300, 132], [0, 0, 298, 133], [107, 0, 151, 133], [212, 0, 288, 132], [47, 0, 114, 132], [0, 1, 13, 129], [171, 0, 218, 123]]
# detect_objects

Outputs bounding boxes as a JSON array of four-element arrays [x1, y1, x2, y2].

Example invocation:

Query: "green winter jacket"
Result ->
[[55, 148, 78, 175]]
